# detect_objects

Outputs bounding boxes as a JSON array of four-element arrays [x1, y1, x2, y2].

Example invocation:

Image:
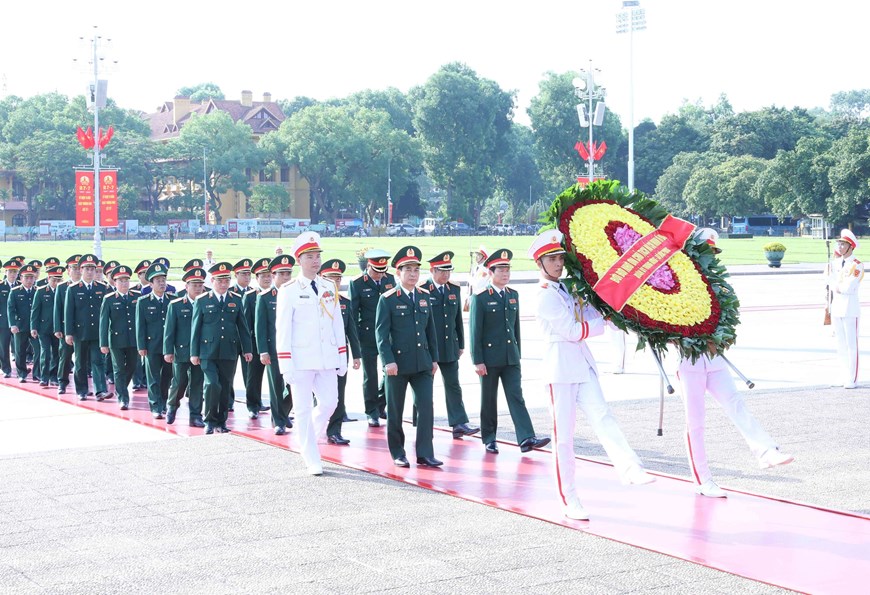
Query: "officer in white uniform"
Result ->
[[464, 246, 491, 311], [529, 230, 654, 521], [827, 228, 863, 388], [677, 229, 794, 499], [276, 232, 347, 475]]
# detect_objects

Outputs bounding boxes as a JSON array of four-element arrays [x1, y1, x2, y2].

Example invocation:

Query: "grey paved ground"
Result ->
[[1, 265, 867, 594]]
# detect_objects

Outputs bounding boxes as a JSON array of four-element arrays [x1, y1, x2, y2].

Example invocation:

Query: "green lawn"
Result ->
[[1, 234, 838, 281]]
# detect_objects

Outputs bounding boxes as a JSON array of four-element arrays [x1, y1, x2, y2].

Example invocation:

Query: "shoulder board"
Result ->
[[381, 287, 398, 298], [57, 279, 70, 286], [447, 281, 461, 288], [106, 290, 119, 298], [505, 286, 516, 293], [855, 259, 862, 264], [228, 290, 241, 298], [417, 286, 430, 294], [195, 292, 211, 301], [166, 291, 176, 297], [10, 285, 21, 292], [279, 279, 293, 289], [75, 281, 84, 287], [170, 296, 186, 304], [351, 273, 366, 282], [245, 287, 259, 295]]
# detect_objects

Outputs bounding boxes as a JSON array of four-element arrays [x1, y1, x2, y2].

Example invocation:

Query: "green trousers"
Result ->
[[479, 364, 535, 445], [110, 347, 138, 406], [201, 358, 237, 425], [386, 370, 434, 460], [168, 361, 204, 419]]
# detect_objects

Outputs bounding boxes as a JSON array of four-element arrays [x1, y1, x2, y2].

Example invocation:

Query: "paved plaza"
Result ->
[[0, 265, 867, 594]]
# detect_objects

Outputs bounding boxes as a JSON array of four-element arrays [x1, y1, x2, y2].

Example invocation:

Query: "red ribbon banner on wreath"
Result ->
[[593, 215, 696, 312]]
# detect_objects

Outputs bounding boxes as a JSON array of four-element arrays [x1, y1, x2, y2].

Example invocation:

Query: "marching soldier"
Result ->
[[276, 232, 346, 475], [375, 246, 442, 468], [321, 259, 361, 446], [65, 254, 111, 401], [0, 259, 21, 378], [36, 258, 60, 287], [190, 262, 253, 434], [164, 268, 207, 427], [469, 248, 549, 455], [177, 259, 206, 299], [102, 260, 120, 386], [129, 259, 151, 391], [422, 251, 479, 439], [99, 266, 139, 410], [53, 255, 81, 393], [243, 258, 273, 419], [349, 248, 396, 427], [152, 258, 177, 294], [255, 254, 295, 435], [31, 265, 63, 387], [94, 259, 106, 285], [231, 258, 254, 398], [136, 262, 175, 419], [9, 264, 39, 382]]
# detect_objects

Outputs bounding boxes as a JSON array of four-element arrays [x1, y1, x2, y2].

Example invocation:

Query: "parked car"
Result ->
[[387, 223, 417, 236], [447, 222, 473, 236], [337, 224, 368, 237], [492, 224, 514, 236]]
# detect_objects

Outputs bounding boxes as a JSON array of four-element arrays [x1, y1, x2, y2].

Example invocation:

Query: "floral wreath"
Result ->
[[540, 180, 740, 362]]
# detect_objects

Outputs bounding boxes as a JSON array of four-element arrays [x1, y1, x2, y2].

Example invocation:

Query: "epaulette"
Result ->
[[381, 287, 398, 298], [105, 290, 119, 299], [279, 279, 293, 289], [418, 286, 430, 294], [447, 281, 461, 288], [258, 287, 275, 297], [74, 281, 84, 287], [195, 292, 211, 301], [245, 287, 259, 295], [351, 273, 366, 282], [9, 285, 22, 292], [170, 296, 186, 304], [57, 279, 70, 286], [228, 289, 241, 298], [855, 259, 862, 265]]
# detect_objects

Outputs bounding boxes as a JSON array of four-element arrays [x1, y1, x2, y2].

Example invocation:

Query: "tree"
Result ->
[[14, 130, 81, 223], [169, 111, 261, 223], [756, 136, 834, 220], [633, 107, 712, 194], [709, 106, 818, 159], [827, 127, 870, 224], [248, 183, 290, 218], [343, 88, 415, 135], [682, 155, 768, 218], [830, 89, 870, 122], [654, 151, 728, 216], [493, 123, 543, 219], [277, 96, 319, 119], [411, 62, 514, 223], [177, 83, 225, 102]]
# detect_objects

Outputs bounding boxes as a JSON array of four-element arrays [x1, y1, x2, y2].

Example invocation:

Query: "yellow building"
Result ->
[[144, 91, 310, 223], [0, 170, 29, 227]]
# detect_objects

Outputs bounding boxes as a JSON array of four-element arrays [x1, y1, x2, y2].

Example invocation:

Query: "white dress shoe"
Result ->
[[622, 466, 656, 485], [564, 502, 590, 520], [307, 464, 323, 476], [696, 480, 727, 498], [758, 448, 794, 469], [844, 383, 857, 389]]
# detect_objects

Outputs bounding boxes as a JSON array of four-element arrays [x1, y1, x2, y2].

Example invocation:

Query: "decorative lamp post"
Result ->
[[572, 62, 607, 184], [616, 0, 646, 192]]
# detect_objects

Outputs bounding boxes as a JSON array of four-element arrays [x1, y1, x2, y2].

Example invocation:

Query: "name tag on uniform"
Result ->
[[487, 301, 498, 306], [299, 294, 310, 299], [395, 304, 408, 310]]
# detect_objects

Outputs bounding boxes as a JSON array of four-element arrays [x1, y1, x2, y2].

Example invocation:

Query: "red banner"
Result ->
[[75, 171, 95, 226], [592, 215, 696, 312], [99, 170, 118, 226]]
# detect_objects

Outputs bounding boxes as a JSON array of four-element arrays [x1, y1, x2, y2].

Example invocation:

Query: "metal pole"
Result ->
[[91, 32, 102, 258], [587, 61, 594, 182], [627, 8, 635, 192], [203, 147, 208, 226], [387, 158, 392, 225]]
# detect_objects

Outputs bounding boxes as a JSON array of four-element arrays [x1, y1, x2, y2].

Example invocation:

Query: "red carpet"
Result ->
[[7, 376, 868, 594]]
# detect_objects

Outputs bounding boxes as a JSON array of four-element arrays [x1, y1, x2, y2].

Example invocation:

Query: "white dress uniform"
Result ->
[[276, 245, 347, 475], [676, 354, 781, 487], [828, 251, 863, 388]]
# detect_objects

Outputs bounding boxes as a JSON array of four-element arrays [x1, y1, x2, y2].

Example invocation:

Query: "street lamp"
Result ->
[[573, 61, 606, 183], [616, 0, 646, 192]]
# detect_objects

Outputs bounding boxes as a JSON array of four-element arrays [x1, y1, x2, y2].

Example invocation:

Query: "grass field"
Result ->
[[0, 234, 839, 281]]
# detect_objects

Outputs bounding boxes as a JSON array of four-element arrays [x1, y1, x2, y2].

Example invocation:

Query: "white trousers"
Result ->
[[547, 378, 643, 507], [677, 368, 776, 485], [833, 315, 859, 385], [291, 369, 339, 470]]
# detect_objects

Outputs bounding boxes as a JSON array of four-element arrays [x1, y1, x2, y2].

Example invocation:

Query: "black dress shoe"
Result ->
[[95, 392, 110, 402], [217, 425, 231, 433], [274, 426, 286, 436], [393, 456, 410, 467], [78, 394, 87, 401], [485, 442, 499, 454], [367, 416, 380, 428], [286, 417, 294, 429], [379, 409, 387, 420], [39, 381, 49, 387], [452, 423, 481, 439], [204, 424, 215, 435], [166, 408, 177, 425], [228, 407, 234, 413], [190, 418, 205, 428], [416, 457, 444, 467], [248, 411, 258, 420], [520, 437, 551, 453], [258, 405, 270, 412], [18, 377, 26, 383], [342, 414, 358, 422], [119, 403, 129, 411], [3, 372, 10, 378], [57, 386, 67, 395], [87, 391, 94, 396], [328, 434, 350, 445]]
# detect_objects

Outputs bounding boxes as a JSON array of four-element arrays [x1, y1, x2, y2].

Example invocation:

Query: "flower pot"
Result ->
[[765, 251, 784, 268]]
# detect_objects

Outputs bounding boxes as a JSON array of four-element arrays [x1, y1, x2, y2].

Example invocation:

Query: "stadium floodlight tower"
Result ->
[[616, 0, 647, 192]]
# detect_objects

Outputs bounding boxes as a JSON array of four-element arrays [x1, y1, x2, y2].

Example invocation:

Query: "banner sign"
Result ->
[[99, 170, 118, 226], [592, 215, 696, 312], [75, 171, 95, 226]]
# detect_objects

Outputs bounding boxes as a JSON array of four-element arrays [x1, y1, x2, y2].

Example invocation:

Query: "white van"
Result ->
[[422, 217, 437, 235]]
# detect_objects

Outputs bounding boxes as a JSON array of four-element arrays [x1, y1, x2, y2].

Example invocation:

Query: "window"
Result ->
[[280, 167, 290, 182]]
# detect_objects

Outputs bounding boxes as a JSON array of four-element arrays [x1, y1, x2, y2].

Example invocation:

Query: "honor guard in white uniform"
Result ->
[[529, 230, 654, 521], [276, 232, 347, 475], [677, 229, 794, 499], [827, 228, 864, 388]]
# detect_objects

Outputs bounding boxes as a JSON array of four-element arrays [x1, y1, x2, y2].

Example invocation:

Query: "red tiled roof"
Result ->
[[144, 95, 286, 141]]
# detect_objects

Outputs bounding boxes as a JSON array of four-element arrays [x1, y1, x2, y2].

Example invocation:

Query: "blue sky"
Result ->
[[1, 1, 866, 127]]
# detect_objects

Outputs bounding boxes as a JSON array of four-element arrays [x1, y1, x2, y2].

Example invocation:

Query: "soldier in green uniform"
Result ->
[[31, 265, 63, 387], [177, 259, 206, 300], [53, 255, 81, 393], [190, 262, 253, 434], [101, 260, 120, 387], [0, 259, 21, 378], [376, 246, 442, 468], [255, 255, 295, 435], [322, 259, 361, 445], [422, 251, 480, 439], [164, 268, 207, 427], [36, 258, 60, 288], [136, 262, 175, 419], [9, 264, 39, 382], [231, 258, 254, 400], [469, 249, 549, 454], [350, 249, 396, 427], [65, 254, 111, 401], [243, 257, 273, 419], [129, 259, 151, 391], [99, 266, 139, 410]]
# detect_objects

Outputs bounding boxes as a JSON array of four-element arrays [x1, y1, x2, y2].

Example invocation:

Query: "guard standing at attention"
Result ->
[[9, 264, 39, 382], [321, 259, 361, 446], [53, 255, 81, 393], [136, 262, 175, 419], [827, 228, 864, 388], [376, 246, 442, 468], [65, 254, 111, 401], [422, 251, 479, 439], [469, 249, 549, 455], [255, 254, 295, 435], [190, 262, 253, 434], [163, 267, 207, 427], [349, 249, 396, 427], [31, 265, 64, 387], [99, 266, 139, 410]]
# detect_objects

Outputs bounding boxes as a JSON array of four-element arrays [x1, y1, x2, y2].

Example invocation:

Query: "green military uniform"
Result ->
[[99, 266, 139, 409], [0, 262, 19, 377], [469, 249, 537, 448], [30, 267, 63, 386], [101, 260, 120, 386], [164, 267, 206, 426], [243, 258, 271, 417], [230, 258, 254, 397], [321, 259, 362, 442], [129, 259, 151, 390], [191, 262, 253, 433], [53, 255, 81, 393], [65, 255, 110, 400], [375, 247, 440, 463], [8, 267, 39, 381], [136, 262, 175, 418], [349, 249, 396, 424]]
